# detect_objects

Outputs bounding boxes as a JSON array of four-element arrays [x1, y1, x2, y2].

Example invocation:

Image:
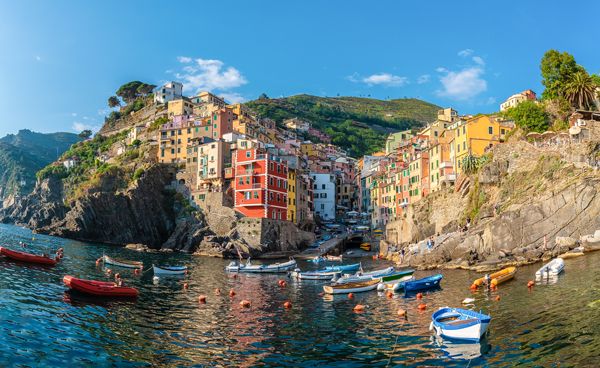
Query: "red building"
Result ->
[[210, 107, 237, 139], [234, 148, 288, 219]]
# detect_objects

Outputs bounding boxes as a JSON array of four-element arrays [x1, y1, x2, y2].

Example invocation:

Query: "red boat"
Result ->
[[0, 246, 57, 265], [63, 275, 139, 297]]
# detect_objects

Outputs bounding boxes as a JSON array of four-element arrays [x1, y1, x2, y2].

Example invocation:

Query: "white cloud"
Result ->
[[83, 116, 96, 121], [165, 69, 173, 73], [98, 107, 119, 116], [472, 56, 485, 66], [418, 74, 431, 84], [486, 97, 496, 105], [174, 58, 248, 94], [177, 56, 192, 63], [458, 49, 474, 57], [435, 66, 487, 100], [72, 122, 101, 133], [220, 92, 247, 104], [72, 113, 77, 116], [436, 67, 448, 73], [36, 56, 41, 61], [361, 73, 408, 87], [346, 73, 360, 82]]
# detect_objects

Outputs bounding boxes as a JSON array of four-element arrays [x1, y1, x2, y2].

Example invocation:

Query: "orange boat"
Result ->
[[63, 275, 139, 297], [472, 267, 517, 288], [0, 246, 57, 265]]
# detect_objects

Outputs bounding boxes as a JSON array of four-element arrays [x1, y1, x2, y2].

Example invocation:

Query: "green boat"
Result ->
[[376, 269, 415, 283]]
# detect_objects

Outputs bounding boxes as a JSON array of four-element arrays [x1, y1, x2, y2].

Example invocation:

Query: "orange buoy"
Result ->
[[106, 269, 111, 275], [140, 265, 143, 270], [278, 280, 284, 285], [495, 295, 500, 301], [469, 284, 477, 290], [114, 273, 120, 280], [198, 295, 206, 302], [56, 252, 59, 256], [55, 256, 59, 262], [186, 270, 189, 275], [59, 248, 64, 252], [281, 281, 287, 287], [232, 274, 237, 279], [201, 266, 203, 269], [397, 309, 406, 316], [416, 293, 423, 299], [240, 300, 251, 308], [348, 293, 354, 298], [135, 269, 139, 275], [284, 302, 292, 308], [215, 288, 220, 294], [184, 283, 188, 289], [96, 258, 101, 264], [490, 284, 496, 291], [60, 254, 63, 259], [318, 292, 324, 296], [230, 290, 235, 296], [386, 292, 393, 298], [354, 305, 365, 311], [417, 304, 427, 310], [529, 280, 535, 286]]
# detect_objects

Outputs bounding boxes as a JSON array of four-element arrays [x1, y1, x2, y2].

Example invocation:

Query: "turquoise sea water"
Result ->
[[1, 223, 599, 367]]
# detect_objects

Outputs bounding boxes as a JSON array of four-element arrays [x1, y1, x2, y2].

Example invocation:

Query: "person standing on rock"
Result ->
[[543, 234, 547, 251], [401, 248, 405, 263], [579, 234, 583, 248], [427, 238, 431, 252]]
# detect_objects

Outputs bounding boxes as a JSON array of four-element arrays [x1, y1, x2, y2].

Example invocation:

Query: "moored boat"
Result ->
[[324, 263, 360, 272], [323, 278, 380, 294], [63, 275, 139, 297], [103, 254, 143, 269], [536, 258, 564, 276], [405, 273, 443, 292], [153, 264, 187, 275], [430, 307, 491, 341], [0, 246, 57, 265], [472, 267, 516, 288], [225, 257, 296, 273], [377, 275, 415, 291], [298, 271, 342, 280], [334, 266, 396, 284], [376, 269, 415, 283]]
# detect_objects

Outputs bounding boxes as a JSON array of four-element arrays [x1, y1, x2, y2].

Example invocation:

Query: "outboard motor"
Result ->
[[228, 261, 238, 267]]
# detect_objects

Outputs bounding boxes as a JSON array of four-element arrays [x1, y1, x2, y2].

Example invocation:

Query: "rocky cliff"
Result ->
[[385, 141, 600, 271]]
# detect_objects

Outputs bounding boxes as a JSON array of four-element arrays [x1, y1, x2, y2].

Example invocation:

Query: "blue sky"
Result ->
[[1, 0, 599, 137]]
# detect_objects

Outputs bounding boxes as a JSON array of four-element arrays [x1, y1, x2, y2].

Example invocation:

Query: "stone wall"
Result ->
[[236, 218, 315, 252], [489, 141, 562, 174]]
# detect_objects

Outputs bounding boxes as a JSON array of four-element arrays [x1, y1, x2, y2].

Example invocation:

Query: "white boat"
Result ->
[[334, 266, 396, 284], [430, 307, 491, 341], [377, 275, 415, 291], [298, 271, 341, 280], [323, 278, 380, 294], [225, 257, 296, 273], [535, 258, 564, 276], [153, 264, 187, 275], [103, 254, 143, 269]]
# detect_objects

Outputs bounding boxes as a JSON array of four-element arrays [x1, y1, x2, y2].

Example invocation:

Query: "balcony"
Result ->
[[160, 143, 171, 149], [198, 172, 217, 179], [440, 161, 453, 169], [238, 198, 265, 206], [441, 173, 456, 182], [236, 169, 260, 176]]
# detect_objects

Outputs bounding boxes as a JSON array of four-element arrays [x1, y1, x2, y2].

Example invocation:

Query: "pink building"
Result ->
[[308, 128, 331, 143]]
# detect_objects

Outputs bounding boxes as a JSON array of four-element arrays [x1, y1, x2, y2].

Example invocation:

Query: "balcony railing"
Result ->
[[236, 169, 260, 176], [198, 172, 217, 179], [440, 161, 453, 169], [441, 173, 456, 181]]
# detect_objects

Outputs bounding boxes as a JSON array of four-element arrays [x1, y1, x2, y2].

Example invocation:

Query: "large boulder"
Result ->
[[555, 237, 578, 250]]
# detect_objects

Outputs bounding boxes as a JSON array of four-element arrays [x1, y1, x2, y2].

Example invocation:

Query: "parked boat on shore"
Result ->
[[225, 257, 297, 273], [153, 264, 187, 275], [334, 266, 395, 284], [63, 275, 139, 297], [405, 273, 443, 292], [430, 307, 491, 341], [472, 267, 516, 288], [323, 278, 380, 294], [0, 247, 57, 265], [103, 254, 143, 269]]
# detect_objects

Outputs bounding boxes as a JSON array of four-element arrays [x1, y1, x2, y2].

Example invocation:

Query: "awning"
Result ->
[[337, 205, 348, 210], [569, 126, 581, 135]]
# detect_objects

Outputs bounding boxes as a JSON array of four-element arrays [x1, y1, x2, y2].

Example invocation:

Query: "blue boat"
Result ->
[[324, 263, 360, 272], [405, 273, 443, 292], [431, 308, 491, 341]]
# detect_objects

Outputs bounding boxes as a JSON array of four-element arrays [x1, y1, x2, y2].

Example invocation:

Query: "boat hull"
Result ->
[[324, 263, 360, 272], [63, 275, 139, 297], [298, 271, 341, 280], [324, 279, 380, 294], [153, 265, 187, 275], [536, 258, 564, 276], [225, 259, 296, 273], [103, 254, 143, 269], [377, 275, 415, 291], [378, 270, 415, 283], [405, 274, 443, 291], [335, 267, 396, 284], [473, 267, 516, 287], [431, 308, 491, 342], [0, 247, 57, 265]]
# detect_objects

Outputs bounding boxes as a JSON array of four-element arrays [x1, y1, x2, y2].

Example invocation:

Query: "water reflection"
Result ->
[[432, 335, 491, 360]]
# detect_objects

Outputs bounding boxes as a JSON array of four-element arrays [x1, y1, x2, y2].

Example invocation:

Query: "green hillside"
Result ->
[[246, 95, 440, 156], [0, 130, 83, 199], [0, 142, 47, 198]]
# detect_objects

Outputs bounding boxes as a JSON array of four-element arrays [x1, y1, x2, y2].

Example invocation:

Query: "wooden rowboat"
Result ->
[[103, 254, 143, 269], [153, 264, 187, 275], [473, 267, 517, 287], [431, 307, 491, 342], [323, 278, 380, 294]]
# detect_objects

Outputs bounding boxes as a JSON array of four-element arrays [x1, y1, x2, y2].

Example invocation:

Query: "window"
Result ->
[[178, 139, 181, 144], [321, 204, 324, 209], [270, 192, 274, 200], [488, 126, 493, 135], [171, 149, 175, 154], [463, 142, 466, 151], [205, 127, 209, 131], [161, 149, 164, 157], [277, 165, 281, 173], [462, 126, 466, 134], [284, 182, 288, 189], [293, 199, 296, 205], [239, 177, 243, 185], [195, 128, 198, 133], [246, 177, 250, 185], [501, 128, 506, 135], [187, 128, 191, 134], [277, 179, 281, 187], [457, 129, 460, 137], [270, 163, 274, 171], [277, 193, 281, 202], [246, 151, 251, 158], [244, 191, 251, 200], [214, 124, 217, 129], [457, 144, 460, 153], [321, 193, 327, 198], [322, 184, 325, 189], [270, 177, 274, 186], [178, 130, 182, 135]]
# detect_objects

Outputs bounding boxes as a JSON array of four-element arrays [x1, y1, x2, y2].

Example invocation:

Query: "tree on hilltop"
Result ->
[[78, 130, 92, 139], [108, 96, 121, 108], [259, 93, 269, 100], [565, 71, 597, 110], [116, 81, 144, 104], [540, 50, 584, 101], [506, 99, 549, 132]]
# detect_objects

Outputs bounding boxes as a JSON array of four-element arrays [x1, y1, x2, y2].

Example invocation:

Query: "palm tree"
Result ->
[[565, 71, 596, 110]]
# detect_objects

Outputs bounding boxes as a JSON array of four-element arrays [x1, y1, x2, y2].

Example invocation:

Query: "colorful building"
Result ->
[[500, 90, 536, 112], [287, 169, 297, 223], [233, 148, 288, 219]]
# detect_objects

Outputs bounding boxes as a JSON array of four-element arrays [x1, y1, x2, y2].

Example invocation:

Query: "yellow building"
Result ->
[[159, 118, 214, 164], [301, 143, 326, 158], [287, 169, 297, 223], [168, 99, 195, 117], [191, 92, 227, 117], [453, 115, 512, 173], [420, 120, 448, 140], [437, 107, 459, 122]]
